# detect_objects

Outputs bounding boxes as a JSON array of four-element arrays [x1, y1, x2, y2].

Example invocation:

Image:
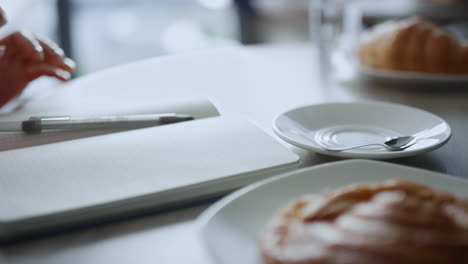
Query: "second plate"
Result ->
[[359, 65, 468, 87], [198, 159, 468, 264]]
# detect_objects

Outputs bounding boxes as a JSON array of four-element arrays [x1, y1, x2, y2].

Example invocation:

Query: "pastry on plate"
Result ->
[[358, 17, 468, 74], [259, 179, 468, 264]]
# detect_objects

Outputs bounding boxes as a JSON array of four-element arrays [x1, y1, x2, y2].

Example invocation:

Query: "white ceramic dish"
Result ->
[[272, 102, 451, 159], [198, 160, 468, 264], [359, 65, 468, 87]]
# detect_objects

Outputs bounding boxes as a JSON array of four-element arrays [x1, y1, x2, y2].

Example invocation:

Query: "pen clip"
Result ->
[[29, 116, 71, 122]]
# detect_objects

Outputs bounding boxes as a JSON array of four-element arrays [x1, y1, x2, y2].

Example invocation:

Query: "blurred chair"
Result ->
[[233, 0, 260, 43], [57, 0, 73, 59]]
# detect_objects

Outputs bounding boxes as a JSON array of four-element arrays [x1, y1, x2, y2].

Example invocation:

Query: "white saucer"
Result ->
[[198, 160, 468, 264], [273, 102, 451, 159]]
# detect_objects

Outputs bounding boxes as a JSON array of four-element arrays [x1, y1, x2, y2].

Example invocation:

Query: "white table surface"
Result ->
[[2, 43, 468, 264]]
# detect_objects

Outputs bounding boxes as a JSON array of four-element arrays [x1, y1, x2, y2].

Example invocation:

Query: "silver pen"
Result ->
[[0, 113, 194, 133]]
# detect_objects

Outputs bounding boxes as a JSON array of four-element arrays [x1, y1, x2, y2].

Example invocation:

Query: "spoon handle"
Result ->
[[321, 143, 387, 152]]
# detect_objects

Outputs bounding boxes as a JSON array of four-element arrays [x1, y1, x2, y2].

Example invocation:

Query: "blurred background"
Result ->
[[0, 0, 310, 76], [1, 0, 467, 79]]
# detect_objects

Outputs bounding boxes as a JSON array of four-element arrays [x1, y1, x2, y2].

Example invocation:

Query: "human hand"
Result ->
[[0, 31, 75, 107]]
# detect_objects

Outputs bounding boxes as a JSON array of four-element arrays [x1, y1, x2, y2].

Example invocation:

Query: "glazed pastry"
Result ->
[[259, 179, 468, 264], [359, 17, 468, 74]]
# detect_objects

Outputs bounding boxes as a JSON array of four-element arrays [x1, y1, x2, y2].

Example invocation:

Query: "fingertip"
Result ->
[[19, 30, 44, 61], [64, 57, 76, 71], [55, 68, 71, 81], [25, 64, 71, 82], [54, 57, 75, 73], [34, 43, 45, 61], [38, 36, 65, 58]]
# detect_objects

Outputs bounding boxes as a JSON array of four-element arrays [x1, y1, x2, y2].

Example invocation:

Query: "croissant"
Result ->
[[259, 179, 468, 264], [359, 17, 468, 74]]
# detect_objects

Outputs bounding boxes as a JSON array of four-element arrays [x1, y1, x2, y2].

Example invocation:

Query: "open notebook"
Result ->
[[0, 98, 300, 242]]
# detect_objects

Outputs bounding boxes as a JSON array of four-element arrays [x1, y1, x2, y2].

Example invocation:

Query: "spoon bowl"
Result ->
[[322, 136, 417, 152]]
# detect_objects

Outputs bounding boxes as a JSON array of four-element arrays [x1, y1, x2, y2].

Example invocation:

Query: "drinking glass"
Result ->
[[308, 0, 362, 84]]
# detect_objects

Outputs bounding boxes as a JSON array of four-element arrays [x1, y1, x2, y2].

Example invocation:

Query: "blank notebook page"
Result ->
[[0, 117, 299, 222]]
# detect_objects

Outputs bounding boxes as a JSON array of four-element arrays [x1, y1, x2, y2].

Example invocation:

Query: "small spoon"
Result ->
[[322, 136, 417, 152]]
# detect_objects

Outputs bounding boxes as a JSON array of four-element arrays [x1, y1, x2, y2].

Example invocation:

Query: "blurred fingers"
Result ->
[[26, 64, 72, 82], [38, 37, 75, 72], [15, 31, 44, 61], [0, 31, 44, 61]]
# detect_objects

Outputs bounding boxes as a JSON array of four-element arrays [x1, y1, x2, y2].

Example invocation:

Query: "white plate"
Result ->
[[198, 160, 468, 264], [272, 102, 451, 159], [359, 65, 468, 87]]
